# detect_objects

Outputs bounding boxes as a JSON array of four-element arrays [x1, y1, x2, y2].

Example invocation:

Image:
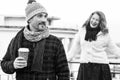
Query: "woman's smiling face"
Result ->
[[90, 13, 100, 28]]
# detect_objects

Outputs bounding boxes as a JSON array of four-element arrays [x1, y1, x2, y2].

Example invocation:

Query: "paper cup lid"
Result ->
[[18, 48, 29, 52]]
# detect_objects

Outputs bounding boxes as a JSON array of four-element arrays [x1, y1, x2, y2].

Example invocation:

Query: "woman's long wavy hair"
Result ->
[[82, 11, 108, 34]]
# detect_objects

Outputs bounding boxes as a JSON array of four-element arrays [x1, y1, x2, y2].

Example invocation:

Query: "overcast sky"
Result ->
[[0, 0, 120, 42]]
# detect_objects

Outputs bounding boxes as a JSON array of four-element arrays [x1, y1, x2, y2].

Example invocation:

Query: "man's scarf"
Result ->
[[23, 26, 49, 42]]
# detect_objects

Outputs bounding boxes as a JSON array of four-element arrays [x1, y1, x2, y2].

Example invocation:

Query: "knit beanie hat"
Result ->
[[25, 1, 47, 22]]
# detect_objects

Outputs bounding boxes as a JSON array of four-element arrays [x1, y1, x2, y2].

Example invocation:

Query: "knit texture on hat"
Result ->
[[25, 2, 47, 21]]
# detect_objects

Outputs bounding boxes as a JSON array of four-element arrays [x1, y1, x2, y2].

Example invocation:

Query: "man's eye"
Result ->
[[37, 13, 47, 18], [39, 14, 43, 17], [44, 15, 47, 18]]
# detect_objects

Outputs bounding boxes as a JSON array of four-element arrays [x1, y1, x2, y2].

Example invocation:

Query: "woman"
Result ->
[[68, 11, 120, 80]]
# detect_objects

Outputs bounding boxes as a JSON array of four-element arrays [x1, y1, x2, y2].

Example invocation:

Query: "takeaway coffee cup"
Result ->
[[18, 48, 29, 61]]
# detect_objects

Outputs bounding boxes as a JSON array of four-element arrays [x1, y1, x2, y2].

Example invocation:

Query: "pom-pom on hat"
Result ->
[[25, 0, 47, 22]]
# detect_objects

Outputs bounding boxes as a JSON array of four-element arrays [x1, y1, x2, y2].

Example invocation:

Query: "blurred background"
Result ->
[[0, 0, 120, 80]]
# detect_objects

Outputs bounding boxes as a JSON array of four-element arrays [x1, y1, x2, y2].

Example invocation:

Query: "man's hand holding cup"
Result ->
[[13, 48, 29, 69]]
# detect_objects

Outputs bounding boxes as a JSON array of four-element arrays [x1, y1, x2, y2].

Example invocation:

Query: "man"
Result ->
[[1, 0, 70, 80]]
